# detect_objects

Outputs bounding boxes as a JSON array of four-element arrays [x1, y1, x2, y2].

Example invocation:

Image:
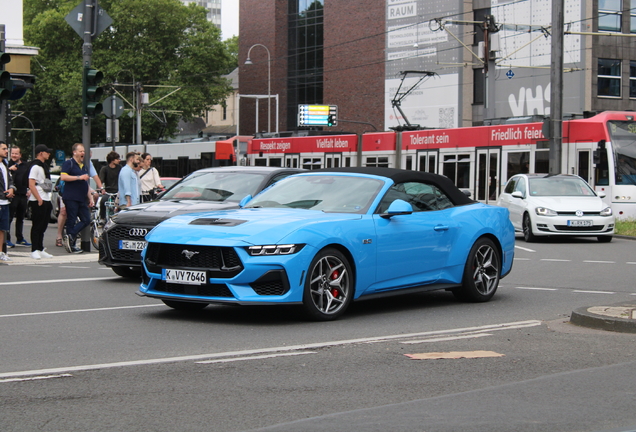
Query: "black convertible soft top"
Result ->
[[315, 167, 475, 206]]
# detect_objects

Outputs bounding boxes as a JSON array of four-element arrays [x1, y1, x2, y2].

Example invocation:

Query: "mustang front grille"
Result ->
[[144, 243, 243, 278]]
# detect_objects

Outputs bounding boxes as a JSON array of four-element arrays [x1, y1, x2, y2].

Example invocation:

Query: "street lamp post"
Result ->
[[245, 44, 271, 133]]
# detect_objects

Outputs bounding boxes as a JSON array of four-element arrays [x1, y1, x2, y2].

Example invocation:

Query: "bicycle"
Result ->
[[90, 192, 119, 250]]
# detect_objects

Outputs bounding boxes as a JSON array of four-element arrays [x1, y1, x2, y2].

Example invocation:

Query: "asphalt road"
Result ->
[[1, 233, 635, 431]]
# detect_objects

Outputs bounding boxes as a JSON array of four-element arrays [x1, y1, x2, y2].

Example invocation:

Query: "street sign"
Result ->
[[65, 0, 113, 39], [102, 95, 124, 119], [55, 150, 65, 163], [298, 105, 338, 127]]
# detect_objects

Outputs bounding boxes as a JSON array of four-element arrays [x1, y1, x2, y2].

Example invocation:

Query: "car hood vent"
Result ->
[[189, 218, 247, 227]]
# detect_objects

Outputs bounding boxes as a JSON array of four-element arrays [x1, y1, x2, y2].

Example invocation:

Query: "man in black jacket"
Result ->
[[7, 146, 31, 248]]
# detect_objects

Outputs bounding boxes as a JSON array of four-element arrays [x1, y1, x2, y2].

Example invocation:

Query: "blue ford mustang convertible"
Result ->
[[138, 168, 515, 320]]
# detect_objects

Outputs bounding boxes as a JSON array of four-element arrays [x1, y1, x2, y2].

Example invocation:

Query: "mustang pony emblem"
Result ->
[[181, 250, 199, 259]]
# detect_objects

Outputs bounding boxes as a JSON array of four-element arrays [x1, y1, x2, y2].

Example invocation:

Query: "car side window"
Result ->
[[267, 172, 294, 186], [376, 182, 454, 213], [514, 177, 526, 196], [504, 177, 517, 194]]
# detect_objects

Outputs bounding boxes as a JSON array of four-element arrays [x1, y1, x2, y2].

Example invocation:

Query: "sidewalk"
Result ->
[[1, 220, 99, 266]]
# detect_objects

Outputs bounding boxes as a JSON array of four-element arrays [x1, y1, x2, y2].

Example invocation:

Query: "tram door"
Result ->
[[285, 154, 300, 168], [576, 149, 592, 184], [416, 151, 437, 173], [476, 148, 500, 203], [324, 153, 342, 169]]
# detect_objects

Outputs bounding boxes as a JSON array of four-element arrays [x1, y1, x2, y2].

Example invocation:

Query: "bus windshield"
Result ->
[[607, 121, 636, 185]]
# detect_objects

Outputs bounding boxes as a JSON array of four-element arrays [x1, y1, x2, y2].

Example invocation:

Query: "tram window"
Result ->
[[302, 158, 322, 170], [254, 158, 267, 166], [442, 154, 470, 188], [506, 151, 530, 179], [365, 157, 389, 168], [269, 158, 282, 167], [345, 157, 351, 167], [535, 150, 549, 173], [405, 156, 413, 170]]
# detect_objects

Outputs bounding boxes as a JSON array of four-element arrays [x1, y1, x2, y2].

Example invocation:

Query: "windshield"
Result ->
[[246, 175, 384, 213], [161, 171, 266, 202], [528, 177, 597, 197], [607, 121, 636, 185]]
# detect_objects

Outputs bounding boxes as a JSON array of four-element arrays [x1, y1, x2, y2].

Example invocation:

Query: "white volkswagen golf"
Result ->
[[496, 174, 615, 242]]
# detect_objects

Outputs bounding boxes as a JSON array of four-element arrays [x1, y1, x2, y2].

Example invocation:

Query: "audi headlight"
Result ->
[[535, 207, 557, 216], [600, 206, 613, 216], [103, 218, 117, 231], [247, 244, 304, 256]]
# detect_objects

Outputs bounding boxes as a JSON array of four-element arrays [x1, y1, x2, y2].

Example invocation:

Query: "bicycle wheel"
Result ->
[[90, 220, 102, 250]]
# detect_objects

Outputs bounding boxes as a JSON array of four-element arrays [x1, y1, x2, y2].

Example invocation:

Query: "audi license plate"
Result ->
[[163, 269, 207, 285], [567, 220, 593, 227], [119, 240, 147, 251]]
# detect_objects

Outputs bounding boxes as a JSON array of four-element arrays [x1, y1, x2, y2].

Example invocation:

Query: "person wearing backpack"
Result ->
[[28, 145, 54, 259], [60, 143, 91, 254]]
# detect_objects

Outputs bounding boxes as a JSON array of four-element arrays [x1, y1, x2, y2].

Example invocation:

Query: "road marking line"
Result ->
[[540, 259, 571, 262], [514, 258, 531, 261], [0, 276, 120, 286], [516, 287, 558, 291], [0, 374, 72, 384], [401, 333, 492, 344], [0, 304, 163, 318], [514, 245, 535, 252], [583, 260, 616, 264], [627, 262, 636, 265], [196, 351, 316, 364], [573, 290, 615, 294], [58, 266, 91, 269], [0, 320, 542, 379]]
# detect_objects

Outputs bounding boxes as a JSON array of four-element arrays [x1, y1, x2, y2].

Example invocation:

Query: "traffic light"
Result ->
[[82, 67, 104, 117], [327, 114, 337, 127], [0, 51, 11, 101]]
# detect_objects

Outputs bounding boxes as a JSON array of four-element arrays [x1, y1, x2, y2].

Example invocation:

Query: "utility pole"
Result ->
[[549, 0, 564, 174], [0, 25, 7, 143], [81, 0, 94, 149]]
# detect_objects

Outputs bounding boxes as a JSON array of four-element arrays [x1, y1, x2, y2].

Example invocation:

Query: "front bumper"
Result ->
[[138, 243, 315, 305], [98, 223, 151, 268], [532, 214, 615, 236]]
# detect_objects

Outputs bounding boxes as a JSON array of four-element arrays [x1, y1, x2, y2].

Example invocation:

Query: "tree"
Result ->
[[13, 0, 234, 152]]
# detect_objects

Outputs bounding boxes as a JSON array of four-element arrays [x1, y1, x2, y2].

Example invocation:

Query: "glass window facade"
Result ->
[[288, 0, 324, 130], [598, 0, 622, 32], [598, 58, 621, 97]]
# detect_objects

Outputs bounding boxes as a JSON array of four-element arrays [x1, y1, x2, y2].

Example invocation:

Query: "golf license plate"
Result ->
[[119, 240, 147, 251], [567, 220, 593, 227], [163, 269, 207, 285]]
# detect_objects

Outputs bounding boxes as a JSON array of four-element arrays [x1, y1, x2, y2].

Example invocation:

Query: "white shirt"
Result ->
[[0, 162, 9, 206], [28, 165, 52, 202], [139, 167, 161, 193]]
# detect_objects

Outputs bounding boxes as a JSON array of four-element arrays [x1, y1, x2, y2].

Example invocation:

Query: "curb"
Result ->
[[0, 250, 99, 266], [570, 302, 636, 333]]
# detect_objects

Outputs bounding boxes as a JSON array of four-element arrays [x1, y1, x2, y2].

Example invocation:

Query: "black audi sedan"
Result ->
[[98, 166, 304, 277]]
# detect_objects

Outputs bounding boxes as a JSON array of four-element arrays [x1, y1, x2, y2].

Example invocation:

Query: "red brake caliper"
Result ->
[[330, 270, 340, 297]]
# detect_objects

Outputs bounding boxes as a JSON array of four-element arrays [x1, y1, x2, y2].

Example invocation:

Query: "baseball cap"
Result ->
[[35, 144, 54, 154]]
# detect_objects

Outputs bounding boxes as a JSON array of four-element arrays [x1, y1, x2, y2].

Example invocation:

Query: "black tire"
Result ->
[[162, 299, 208, 311], [302, 248, 353, 321], [112, 266, 141, 278], [452, 237, 501, 302], [597, 235, 613, 243], [523, 213, 536, 242]]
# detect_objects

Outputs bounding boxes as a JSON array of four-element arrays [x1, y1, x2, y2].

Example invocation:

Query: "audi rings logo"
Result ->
[[575, 210, 584, 217], [128, 228, 148, 237]]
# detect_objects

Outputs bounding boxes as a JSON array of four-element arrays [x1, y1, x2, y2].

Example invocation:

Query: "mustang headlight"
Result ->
[[247, 244, 305, 256], [600, 206, 613, 216], [535, 207, 557, 216]]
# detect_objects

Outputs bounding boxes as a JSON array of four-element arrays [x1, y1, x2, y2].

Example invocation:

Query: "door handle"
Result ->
[[434, 225, 449, 231]]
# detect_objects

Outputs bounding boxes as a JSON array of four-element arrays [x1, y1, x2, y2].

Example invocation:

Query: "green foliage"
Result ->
[[13, 0, 234, 153], [615, 218, 636, 237]]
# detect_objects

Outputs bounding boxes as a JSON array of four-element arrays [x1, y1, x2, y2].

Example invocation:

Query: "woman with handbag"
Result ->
[[138, 153, 163, 202]]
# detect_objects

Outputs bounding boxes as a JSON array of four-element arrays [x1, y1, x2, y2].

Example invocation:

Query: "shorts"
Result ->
[[0, 204, 9, 231]]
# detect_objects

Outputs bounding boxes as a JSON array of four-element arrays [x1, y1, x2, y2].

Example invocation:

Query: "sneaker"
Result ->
[[70, 245, 84, 254], [0, 252, 12, 262], [6, 241, 15, 248], [17, 240, 32, 247], [39, 249, 54, 259], [31, 250, 42, 260], [63, 234, 73, 253]]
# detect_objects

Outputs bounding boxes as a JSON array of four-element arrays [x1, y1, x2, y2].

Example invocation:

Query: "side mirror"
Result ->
[[597, 191, 606, 199], [380, 199, 413, 219], [460, 189, 472, 198], [511, 191, 524, 199], [239, 195, 253, 208]]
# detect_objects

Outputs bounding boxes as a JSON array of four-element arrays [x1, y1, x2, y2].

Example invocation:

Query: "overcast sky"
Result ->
[[221, 0, 239, 40]]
